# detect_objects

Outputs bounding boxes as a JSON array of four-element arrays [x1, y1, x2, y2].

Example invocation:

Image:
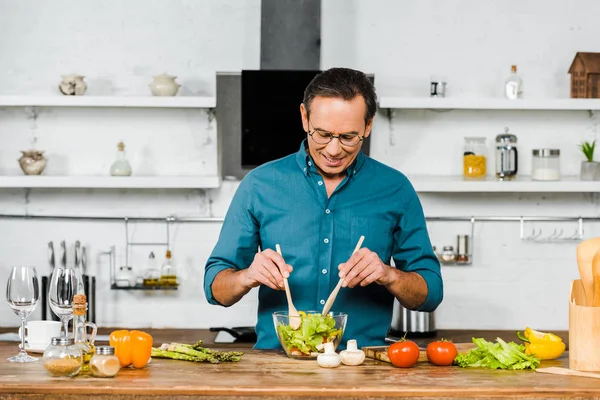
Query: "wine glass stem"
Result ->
[[63, 319, 69, 338], [19, 316, 27, 355]]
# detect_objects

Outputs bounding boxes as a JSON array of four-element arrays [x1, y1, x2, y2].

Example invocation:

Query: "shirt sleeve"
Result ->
[[392, 179, 443, 312], [203, 175, 260, 306]]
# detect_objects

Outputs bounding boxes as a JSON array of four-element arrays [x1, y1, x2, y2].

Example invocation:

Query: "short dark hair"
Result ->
[[303, 67, 377, 125]]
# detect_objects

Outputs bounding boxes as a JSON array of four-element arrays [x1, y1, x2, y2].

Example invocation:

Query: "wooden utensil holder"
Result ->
[[570, 279, 600, 371]]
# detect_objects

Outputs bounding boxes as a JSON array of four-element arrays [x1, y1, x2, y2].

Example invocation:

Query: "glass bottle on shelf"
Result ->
[[143, 252, 160, 288], [504, 65, 523, 100], [463, 137, 487, 180], [159, 250, 178, 287], [110, 141, 132, 176], [72, 293, 97, 374]]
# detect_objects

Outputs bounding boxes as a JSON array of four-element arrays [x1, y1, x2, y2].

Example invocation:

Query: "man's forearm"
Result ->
[[211, 268, 251, 306], [383, 266, 428, 310]]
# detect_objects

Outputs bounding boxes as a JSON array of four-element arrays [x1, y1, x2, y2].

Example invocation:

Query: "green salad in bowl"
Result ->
[[273, 310, 347, 358]]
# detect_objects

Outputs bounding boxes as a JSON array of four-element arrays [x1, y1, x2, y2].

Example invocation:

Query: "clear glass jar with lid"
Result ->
[[42, 337, 83, 377], [463, 137, 487, 180], [532, 149, 560, 181], [90, 346, 121, 378]]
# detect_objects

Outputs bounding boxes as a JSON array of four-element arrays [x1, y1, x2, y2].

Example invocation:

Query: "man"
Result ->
[[204, 67, 443, 349]]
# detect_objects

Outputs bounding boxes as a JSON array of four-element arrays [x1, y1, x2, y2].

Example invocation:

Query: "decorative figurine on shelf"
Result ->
[[110, 141, 132, 176], [59, 74, 87, 96], [149, 74, 181, 96], [18, 150, 47, 175]]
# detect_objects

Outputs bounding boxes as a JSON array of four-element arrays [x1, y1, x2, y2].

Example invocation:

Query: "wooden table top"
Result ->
[[0, 327, 597, 399]]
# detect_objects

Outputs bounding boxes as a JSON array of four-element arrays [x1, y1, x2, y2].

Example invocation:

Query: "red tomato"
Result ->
[[388, 340, 420, 368], [426, 340, 457, 366]]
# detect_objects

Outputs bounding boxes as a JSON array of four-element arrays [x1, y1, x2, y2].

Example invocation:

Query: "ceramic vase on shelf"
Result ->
[[580, 161, 600, 181], [18, 150, 47, 175], [110, 142, 132, 177], [58, 74, 87, 96], [149, 74, 181, 96]]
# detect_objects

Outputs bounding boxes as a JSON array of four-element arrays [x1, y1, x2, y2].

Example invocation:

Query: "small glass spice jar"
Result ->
[[42, 337, 83, 377], [456, 235, 470, 265], [90, 346, 121, 378], [440, 246, 457, 264], [532, 149, 560, 181], [463, 137, 487, 180]]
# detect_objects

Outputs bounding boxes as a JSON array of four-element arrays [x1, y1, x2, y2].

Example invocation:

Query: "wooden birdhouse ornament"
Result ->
[[569, 52, 600, 98]]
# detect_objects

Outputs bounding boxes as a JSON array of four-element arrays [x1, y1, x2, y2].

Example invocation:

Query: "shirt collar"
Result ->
[[295, 139, 366, 178]]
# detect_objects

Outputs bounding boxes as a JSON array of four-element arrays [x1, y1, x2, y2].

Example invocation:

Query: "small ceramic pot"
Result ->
[[580, 161, 600, 181], [19, 150, 47, 175], [149, 74, 181, 96], [59, 74, 87, 96]]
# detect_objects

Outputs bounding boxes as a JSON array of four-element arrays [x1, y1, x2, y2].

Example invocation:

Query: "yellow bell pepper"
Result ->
[[109, 330, 153, 368], [517, 327, 565, 360]]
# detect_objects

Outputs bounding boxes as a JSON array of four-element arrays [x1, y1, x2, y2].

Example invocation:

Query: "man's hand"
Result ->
[[338, 248, 393, 288], [241, 249, 293, 290]]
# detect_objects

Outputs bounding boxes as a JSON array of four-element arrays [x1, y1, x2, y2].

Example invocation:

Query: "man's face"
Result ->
[[300, 95, 372, 179]]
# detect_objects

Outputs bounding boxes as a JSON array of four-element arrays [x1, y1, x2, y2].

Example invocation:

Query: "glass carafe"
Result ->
[[143, 252, 160, 288], [463, 137, 487, 180], [159, 250, 178, 287]]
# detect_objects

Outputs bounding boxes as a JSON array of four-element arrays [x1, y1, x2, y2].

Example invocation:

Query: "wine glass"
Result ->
[[49, 266, 80, 338], [6, 266, 40, 362]]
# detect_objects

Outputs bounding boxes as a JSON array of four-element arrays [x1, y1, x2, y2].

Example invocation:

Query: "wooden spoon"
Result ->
[[321, 235, 365, 316], [576, 238, 600, 306], [592, 249, 600, 307], [276, 244, 301, 330]]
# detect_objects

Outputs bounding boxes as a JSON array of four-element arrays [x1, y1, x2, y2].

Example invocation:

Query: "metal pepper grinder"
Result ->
[[495, 127, 518, 181]]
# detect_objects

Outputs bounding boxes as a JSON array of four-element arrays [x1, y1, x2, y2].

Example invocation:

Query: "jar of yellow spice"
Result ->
[[463, 137, 487, 179]]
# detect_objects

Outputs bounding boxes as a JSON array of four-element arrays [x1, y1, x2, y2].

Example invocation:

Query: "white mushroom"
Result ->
[[340, 339, 365, 366], [317, 342, 341, 368]]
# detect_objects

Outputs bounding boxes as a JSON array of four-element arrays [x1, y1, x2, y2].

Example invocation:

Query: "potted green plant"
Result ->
[[579, 140, 599, 180]]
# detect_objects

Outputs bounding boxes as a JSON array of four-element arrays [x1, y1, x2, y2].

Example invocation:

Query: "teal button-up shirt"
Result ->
[[204, 140, 443, 349]]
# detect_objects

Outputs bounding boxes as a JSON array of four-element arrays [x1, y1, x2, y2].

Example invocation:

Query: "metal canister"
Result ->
[[495, 127, 518, 181]]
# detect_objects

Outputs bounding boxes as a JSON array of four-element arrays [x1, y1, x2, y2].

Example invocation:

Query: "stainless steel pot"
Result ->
[[386, 298, 436, 341]]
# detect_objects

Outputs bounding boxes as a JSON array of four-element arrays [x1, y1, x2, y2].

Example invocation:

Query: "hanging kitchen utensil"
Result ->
[[74, 240, 81, 269], [48, 241, 55, 272], [81, 245, 94, 322], [322, 235, 365, 316], [576, 238, 600, 306], [60, 240, 67, 268], [276, 244, 301, 330]]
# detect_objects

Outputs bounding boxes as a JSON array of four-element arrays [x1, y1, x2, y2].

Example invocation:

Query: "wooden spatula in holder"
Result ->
[[569, 279, 600, 371]]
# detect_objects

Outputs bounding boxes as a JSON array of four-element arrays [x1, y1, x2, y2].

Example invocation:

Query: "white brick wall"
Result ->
[[0, 0, 599, 333]]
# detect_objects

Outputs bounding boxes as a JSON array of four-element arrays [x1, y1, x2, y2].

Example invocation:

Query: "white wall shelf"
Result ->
[[0, 176, 222, 189], [409, 175, 600, 193], [378, 97, 600, 111], [0, 95, 216, 108]]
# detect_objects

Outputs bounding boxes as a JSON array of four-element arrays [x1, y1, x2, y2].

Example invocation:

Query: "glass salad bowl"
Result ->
[[273, 310, 347, 359]]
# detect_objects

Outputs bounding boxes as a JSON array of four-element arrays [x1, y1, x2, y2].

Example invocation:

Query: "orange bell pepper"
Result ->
[[109, 330, 153, 368]]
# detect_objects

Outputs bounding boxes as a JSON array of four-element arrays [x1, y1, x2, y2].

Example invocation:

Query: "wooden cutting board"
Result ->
[[362, 342, 476, 363]]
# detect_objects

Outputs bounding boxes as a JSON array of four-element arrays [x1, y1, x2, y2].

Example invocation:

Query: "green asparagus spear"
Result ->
[[165, 343, 220, 363], [151, 348, 218, 363]]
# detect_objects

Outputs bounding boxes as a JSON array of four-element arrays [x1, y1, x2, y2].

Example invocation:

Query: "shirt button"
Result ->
[[303, 168, 307, 172], [321, 269, 327, 275], [318, 181, 323, 186], [308, 161, 312, 166], [320, 299, 325, 305], [325, 209, 330, 214], [324, 238, 329, 244]]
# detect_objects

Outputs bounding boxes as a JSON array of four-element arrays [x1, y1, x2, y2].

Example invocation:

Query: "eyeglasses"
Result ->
[[307, 121, 364, 147]]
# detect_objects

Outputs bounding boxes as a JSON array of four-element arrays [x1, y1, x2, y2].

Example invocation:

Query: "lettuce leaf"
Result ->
[[454, 337, 541, 370]]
